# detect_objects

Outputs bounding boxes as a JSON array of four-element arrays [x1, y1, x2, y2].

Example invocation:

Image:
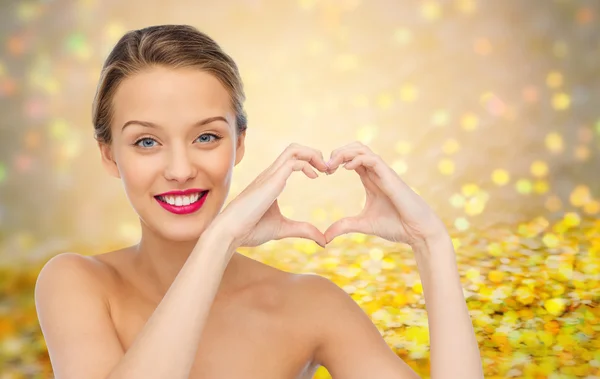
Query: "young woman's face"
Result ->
[[99, 66, 245, 242]]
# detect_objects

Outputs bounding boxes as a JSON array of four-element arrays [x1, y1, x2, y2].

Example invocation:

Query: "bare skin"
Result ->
[[88, 248, 321, 378], [36, 64, 480, 379]]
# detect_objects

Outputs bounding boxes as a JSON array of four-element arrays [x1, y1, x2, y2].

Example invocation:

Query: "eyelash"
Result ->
[[133, 133, 223, 148]]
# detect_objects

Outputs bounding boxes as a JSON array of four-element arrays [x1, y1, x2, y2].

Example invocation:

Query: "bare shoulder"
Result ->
[[285, 273, 422, 379], [34, 252, 127, 379], [37, 252, 109, 291]]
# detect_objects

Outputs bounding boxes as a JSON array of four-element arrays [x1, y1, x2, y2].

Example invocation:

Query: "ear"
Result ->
[[234, 130, 246, 166], [97, 141, 121, 178]]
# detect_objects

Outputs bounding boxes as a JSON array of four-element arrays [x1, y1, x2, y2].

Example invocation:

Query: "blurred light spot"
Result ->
[[391, 159, 408, 175], [545, 195, 562, 212], [431, 109, 449, 126], [376, 92, 394, 110], [456, 0, 477, 14], [399, 84, 418, 102], [438, 158, 454, 175], [455, 217, 470, 231], [393, 28, 413, 46], [577, 126, 593, 144], [17, 2, 42, 22], [420, 1, 442, 21], [281, 205, 295, 218], [311, 208, 327, 223], [516, 179, 533, 194], [332, 54, 359, 72], [7, 34, 26, 56], [583, 200, 600, 215], [104, 22, 126, 44], [24, 130, 41, 150], [298, 0, 317, 10], [450, 193, 465, 208], [356, 124, 377, 144], [542, 233, 560, 248], [570, 185, 592, 207], [533, 180, 550, 194], [545, 132, 564, 153], [465, 195, 486, 216], [521, 85, 538, 103], [492, 169, 510, 186], [14, 154, 33, 172], [442, 138, 460, 154], [119, 223, 140, 242], [50, 119, 69, 140], [369, 248, 383, 261], [394, 141, 412, 155], [574, 145, 590, 161], [576, 7, 594, 24], [563, 212, 581, 227], [480, 92, 506, 116], [461, 183, 479, 197], [546, 71, 563, 89], [552, 93, 570, 110], [0, 163, 6, 183], [552, 40, 568, 58], [461, 113, 479, 130], [530, 160, 549, 178]]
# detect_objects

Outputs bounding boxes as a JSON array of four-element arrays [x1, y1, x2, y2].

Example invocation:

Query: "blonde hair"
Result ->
[[92, 24, 248, 144]]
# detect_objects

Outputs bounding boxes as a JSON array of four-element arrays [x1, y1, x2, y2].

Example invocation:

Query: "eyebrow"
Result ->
[[121, 116, 229, 131]]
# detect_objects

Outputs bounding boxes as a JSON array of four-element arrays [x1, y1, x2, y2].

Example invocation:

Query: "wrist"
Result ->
[[412, 234, 457, 270], [198, 224, 238, 257]]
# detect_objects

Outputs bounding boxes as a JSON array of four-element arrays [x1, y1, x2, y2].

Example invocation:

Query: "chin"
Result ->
[[159, 226, 208, 242]]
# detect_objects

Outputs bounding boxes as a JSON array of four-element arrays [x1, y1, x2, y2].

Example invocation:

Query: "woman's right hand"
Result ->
[[208, 143, 330, 250]]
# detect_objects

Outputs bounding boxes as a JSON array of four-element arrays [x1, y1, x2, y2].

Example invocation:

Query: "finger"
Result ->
[[284, 159, 319, 179], [327, 145, 370, 173], [323, 216, 370, 244], [272, 143, 329, 174], [277, 219, 327, 248], [328, 141, 367, 165]]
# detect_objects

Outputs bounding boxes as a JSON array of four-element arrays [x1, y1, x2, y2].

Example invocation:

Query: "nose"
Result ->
[[164, 146, 197, 183]]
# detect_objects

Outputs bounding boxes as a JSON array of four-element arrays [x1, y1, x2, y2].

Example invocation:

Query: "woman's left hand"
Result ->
[[323, 141, 450, 250]]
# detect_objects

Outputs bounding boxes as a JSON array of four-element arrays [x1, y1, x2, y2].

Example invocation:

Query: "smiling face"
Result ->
[[98, 66, 246, 242]]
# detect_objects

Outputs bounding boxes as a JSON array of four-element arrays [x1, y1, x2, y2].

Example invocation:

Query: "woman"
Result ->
[[34, 25, 483, 379]]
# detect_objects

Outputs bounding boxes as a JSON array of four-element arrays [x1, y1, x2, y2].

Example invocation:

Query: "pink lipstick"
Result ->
[[154, 189, 209, 215]]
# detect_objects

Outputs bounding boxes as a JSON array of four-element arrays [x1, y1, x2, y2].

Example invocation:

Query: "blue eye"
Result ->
[[196, 133, 221, 143], [133, 133, 222, 149], [135, 138, 157, 148]]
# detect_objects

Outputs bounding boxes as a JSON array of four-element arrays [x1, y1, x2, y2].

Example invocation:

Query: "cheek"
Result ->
[[204, 152, 233, 183], [118, 155, 159, 195]]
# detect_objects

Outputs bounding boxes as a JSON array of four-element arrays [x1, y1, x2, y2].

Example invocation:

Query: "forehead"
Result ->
[[111, 66, 234, 124]]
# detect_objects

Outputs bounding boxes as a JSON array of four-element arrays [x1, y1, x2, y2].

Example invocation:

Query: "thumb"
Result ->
[[277, 219, 327, 248], [324, 216, 369, 244]]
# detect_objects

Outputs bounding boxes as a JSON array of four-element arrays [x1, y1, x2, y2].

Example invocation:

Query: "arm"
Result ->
[[306, 275, 421, 379], [306, 237, 483, 379], [412, 236, 484, 379], [35, 230, 234, 379]]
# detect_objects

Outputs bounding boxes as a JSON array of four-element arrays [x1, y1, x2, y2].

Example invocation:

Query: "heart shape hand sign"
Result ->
[[214, 142, 449, 252]]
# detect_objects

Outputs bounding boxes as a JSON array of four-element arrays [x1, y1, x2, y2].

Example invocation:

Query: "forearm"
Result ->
[[412, 235, 484, 379], [107, 230, 235, 379]]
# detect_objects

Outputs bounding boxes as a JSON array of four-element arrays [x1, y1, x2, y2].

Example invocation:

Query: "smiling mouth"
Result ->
[[155, 190, 209, 206]]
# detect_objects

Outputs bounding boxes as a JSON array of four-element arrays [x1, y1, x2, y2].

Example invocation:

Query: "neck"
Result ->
[[131, 221, 238, 297]]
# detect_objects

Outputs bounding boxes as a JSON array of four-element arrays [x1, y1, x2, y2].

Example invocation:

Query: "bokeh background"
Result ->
[[1, 0, 599, 378]]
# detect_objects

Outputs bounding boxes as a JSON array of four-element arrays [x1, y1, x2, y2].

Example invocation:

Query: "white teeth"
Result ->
[[159, 192, 204, 206]]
